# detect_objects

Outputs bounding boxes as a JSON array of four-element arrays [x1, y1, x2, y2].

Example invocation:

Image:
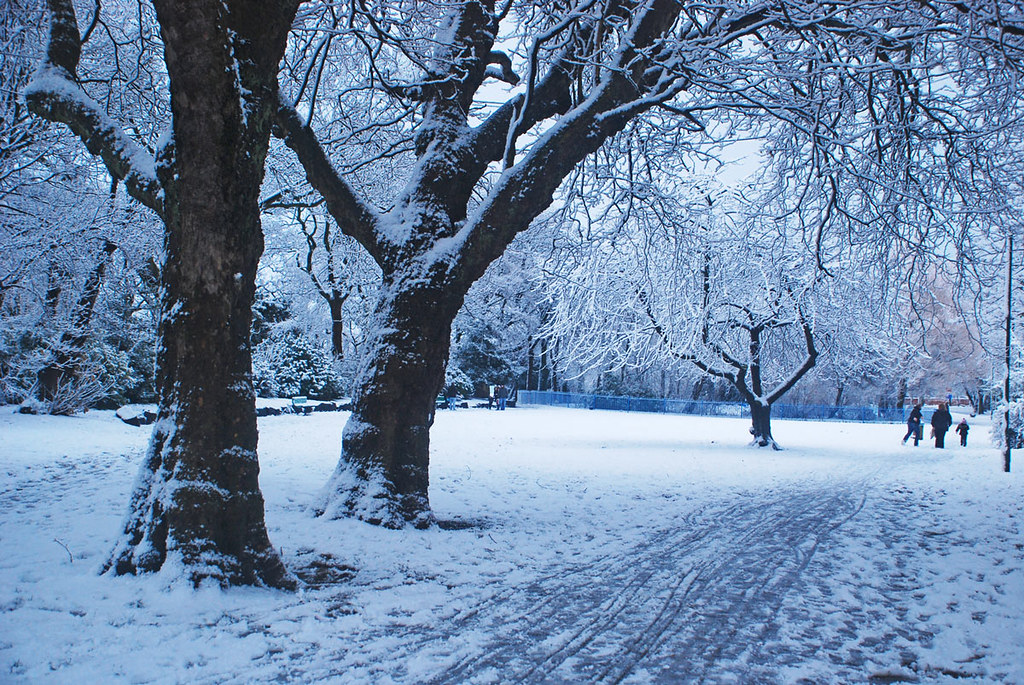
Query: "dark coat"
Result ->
[[907, 406, 922, 428], [931, 407, 953, 433], [956, 421, 970, 436]]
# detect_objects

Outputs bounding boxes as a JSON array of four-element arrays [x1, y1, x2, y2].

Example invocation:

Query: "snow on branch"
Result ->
[[23, 0, 163, 217], [485, 50, 520, 86]]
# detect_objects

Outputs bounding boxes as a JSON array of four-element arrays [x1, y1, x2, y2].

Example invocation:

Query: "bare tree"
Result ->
[[284, 205, 379, 361], [276, 0, 698, 526], [270, 0, 1024, 523], [543, 181, 827, 448]]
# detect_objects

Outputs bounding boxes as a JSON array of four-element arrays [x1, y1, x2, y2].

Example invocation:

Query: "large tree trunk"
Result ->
[[101, 0, 297, 587], [107, 192, 289, 584], [316, 276, 462, 528]]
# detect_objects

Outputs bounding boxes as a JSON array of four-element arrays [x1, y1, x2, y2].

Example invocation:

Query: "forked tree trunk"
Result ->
[[276, 0, 691, 528], [316, 275, 462, 528]]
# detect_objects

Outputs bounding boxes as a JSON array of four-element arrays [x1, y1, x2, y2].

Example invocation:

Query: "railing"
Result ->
[[517, 390, 906, 423]]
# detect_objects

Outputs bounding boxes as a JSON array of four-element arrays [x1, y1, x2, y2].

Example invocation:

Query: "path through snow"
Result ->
[[423, 481, 870, 683]]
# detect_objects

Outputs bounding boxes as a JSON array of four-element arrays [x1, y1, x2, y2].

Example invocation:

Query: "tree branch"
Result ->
[[275, 101, 385, 265], [459, 1, 688, 282], [765, 307, 819, 404], [23, 0, 164, 217], [485, 50, 520, 85]]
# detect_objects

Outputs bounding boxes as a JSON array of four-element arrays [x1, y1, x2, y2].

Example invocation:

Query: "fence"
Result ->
[[517, 390, 906, 423]]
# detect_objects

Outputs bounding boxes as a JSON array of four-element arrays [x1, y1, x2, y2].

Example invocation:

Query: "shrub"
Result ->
[[253, 328, 343, 399], [991, 401, 1024, 450]]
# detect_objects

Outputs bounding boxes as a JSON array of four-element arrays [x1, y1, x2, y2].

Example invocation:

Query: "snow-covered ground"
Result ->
[[1, 404, 1022, 683]]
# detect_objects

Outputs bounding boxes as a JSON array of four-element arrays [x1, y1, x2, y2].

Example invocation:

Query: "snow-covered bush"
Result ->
[[991, 402, 1024, 450], [0, 325, 156, 410], [0, 324, 42, 405], [88, 341, 156, 408], [443, 366, 474, 397], [36, 364, 109, 416], [253, 328, 343, 399], [450, 323, 515, 387]]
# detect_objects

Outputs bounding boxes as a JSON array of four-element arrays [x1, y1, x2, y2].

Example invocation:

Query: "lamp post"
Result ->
[[1005, 232, 1013, 473]]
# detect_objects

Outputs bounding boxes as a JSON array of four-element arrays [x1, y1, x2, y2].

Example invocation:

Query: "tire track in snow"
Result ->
[[294, 497, 743, 682], [423, 480, 870, 684]]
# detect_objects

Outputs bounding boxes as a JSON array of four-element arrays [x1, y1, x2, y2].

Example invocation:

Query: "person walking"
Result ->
[[955, 417, 970, 446], [903, 404, 923, 446], [931, 402, 953, 448], [494, 384, 508, 411]]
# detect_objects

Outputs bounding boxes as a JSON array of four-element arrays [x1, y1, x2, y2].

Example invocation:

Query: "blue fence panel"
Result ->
[[518, 391, 905, 423]]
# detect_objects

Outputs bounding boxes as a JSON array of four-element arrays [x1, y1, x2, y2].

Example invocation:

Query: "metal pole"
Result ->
[[1005, 232, 1013, 473]]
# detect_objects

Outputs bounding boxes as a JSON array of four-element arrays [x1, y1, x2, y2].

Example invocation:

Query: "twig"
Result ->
[[54, 538, 73, 563]]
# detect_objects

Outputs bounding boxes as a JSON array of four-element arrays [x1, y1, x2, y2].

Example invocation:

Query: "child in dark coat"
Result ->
[[955, 418, 970, 447]]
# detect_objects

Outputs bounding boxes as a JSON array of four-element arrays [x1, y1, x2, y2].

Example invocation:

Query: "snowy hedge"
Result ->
[[990, 401, 1024, 450]]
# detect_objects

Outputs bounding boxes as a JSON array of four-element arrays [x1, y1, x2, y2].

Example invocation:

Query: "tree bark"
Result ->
[[104, 0, 298, 588], [749, 400, 777, 449], [540, 338, 552, 391], [25, 0, 299, 586], [691, 376, 707, 401], [329, 295, 345, 360], [833, 383, 845, 407], [316, 275, 463, 528], [527, 339, 537, 391]]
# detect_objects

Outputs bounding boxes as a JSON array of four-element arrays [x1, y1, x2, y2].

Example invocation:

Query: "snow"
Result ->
[[1, 404, 1022, 683], [24, 68, 159, 188]]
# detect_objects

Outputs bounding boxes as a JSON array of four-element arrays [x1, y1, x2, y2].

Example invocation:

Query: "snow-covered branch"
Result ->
[[275, 101, 386, 265], [23, 0, 163, 218]]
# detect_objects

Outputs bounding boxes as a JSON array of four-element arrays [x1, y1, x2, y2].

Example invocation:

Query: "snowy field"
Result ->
[[1, 404, 1022, 684]]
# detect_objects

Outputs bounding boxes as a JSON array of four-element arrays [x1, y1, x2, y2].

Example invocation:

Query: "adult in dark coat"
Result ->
[[494, 384, 508, 411], [903, 404, 923, 446], [931, 402, 953, 448]]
